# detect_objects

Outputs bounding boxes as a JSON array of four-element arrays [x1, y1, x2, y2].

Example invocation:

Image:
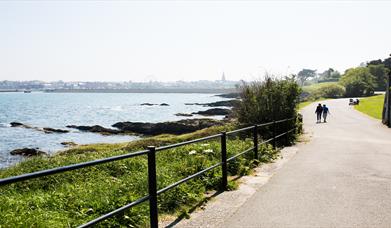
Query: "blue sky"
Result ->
[[0, 1, 390, 82]]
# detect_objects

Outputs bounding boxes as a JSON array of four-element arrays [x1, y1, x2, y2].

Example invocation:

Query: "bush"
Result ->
[[234, 76, 301, 145], [340, 67, 375, 97], [313, 84, 345, 98]]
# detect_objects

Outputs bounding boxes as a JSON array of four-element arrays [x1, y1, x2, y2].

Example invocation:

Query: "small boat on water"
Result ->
[[23, 90, 32, 93]]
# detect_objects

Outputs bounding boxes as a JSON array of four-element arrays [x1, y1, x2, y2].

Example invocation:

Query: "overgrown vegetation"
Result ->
[[297, 55, 390, 99], [234, 76, 301, 144], [302, 82, 344, 100], [0, 122, 285, 227], [339, 67, 375, 97], [355, 94, 384, 119]]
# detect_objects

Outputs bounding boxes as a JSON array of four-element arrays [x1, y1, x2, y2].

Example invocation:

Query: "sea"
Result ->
[[0, 92, 229, 168]]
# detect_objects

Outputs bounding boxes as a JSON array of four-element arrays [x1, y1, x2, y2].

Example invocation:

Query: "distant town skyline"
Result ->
[[0, 1, 390, 82]]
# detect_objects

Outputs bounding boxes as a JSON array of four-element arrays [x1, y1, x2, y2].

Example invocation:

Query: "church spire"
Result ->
[[221, 72, 226, 81]]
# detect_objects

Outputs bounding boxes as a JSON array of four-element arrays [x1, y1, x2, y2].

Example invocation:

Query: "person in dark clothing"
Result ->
[[322, 104, 330, 122], [315, 103, 323, 123]]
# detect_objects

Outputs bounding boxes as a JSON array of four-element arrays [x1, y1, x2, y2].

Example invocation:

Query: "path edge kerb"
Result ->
[[163, 140, 304, 227]]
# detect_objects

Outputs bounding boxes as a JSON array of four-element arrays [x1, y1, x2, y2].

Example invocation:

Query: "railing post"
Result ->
[[147, 146, 158, 228], [253, 125, 258, 159], [221, 132, 228, 190], [273, 120, 277, 148], [285, 120, 289, 145]]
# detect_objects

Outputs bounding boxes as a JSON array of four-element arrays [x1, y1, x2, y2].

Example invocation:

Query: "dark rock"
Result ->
[[66, 125, 122, 135], [192, 108, 232, 116], [43, 127, 70, 133], [10, 148, 47, 156], [160, 103, 169, 106], [215, 93, 240, 99], [10, 122, 40, 131], [185, 100, 240, 107], [10, 122, 69, 134], [112, 118, 223, 135], [140, 103, 156, 106], [175, 113, 194, 117], [185, 103, 202, 105], [10, 122, 24, 127], [10, 122, 34, 129], [202, 99, 240, 107], [61, 141, 78, 147]]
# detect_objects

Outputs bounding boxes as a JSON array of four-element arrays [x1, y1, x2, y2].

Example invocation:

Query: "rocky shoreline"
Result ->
[[8, 96, 239, 156], [8, 118, 224, 156], [184, 99, 239, 107], [112, 118, 223, 135], [192, 108, 231, 116], [10, 122, 70, 133]]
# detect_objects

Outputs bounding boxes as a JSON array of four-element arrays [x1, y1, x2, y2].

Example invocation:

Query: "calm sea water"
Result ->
[[0, 92, 228, 168]]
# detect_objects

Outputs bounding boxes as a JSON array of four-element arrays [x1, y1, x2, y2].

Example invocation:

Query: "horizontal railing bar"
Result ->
[[0, 150, 149, 186], [287, 128, 296, 133], [78, 195, 150, 228], [259, 137, 274, 145], [226, 125, 254, 135], [275, 131, 289, 139], [275, 128, 296, 139], [227, 147, 254, 162], [256, 122, 274, 127], [155, 134, 222, 152], [157, 162, 223, 195], [274, 118, 288, 124]]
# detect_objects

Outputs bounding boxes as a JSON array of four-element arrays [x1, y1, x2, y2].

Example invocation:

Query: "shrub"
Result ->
[[340, 67, 375, 97], [234, 76, 301, 145], [313, 84, 345, 98]]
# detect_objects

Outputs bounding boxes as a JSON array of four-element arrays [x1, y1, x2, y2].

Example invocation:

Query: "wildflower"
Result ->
[[189, 150, 197, 155], [203, 149, 214, 154]]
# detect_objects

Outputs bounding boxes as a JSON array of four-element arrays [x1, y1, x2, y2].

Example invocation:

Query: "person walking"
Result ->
[[322, 104, 330, 123], [315, 103, 323, 123]]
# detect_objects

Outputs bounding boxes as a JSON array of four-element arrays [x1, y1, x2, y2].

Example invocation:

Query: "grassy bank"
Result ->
[[355, 94, 384, 119], [298, 98, 327, 110], [302, 82, 338, 94], [0, 123, 286, 227]]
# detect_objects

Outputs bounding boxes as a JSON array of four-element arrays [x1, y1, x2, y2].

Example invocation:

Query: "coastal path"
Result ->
[[220, 98, 391, 227]]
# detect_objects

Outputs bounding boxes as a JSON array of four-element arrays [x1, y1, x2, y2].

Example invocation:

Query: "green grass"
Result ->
[[299, 82, 339, 109], [298, 98, 326, 110], [0, 123, 288, 227], [355, 94, 384, 119], [302, 82, 338, 94]]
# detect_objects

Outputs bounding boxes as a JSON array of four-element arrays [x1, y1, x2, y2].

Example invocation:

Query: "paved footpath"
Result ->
[[222, 98, 391, 227]]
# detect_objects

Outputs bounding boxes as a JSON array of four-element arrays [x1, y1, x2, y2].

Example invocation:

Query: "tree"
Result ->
[[367, 64, 389, 91], [297, 69, 316, 86], [384, 57, 391, 69], [368, 59, 383, 65], [319, 68, 341, 81], [340, 67, 375, 97]]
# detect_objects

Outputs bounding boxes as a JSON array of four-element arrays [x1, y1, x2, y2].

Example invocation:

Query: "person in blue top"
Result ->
[[322, 104, 330, 122]]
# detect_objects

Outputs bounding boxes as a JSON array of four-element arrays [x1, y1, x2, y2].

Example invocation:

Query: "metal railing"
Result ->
[[0, 117, 298, 227]]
